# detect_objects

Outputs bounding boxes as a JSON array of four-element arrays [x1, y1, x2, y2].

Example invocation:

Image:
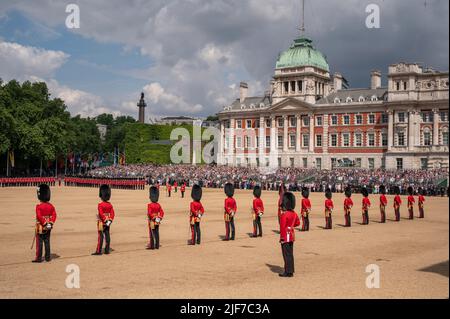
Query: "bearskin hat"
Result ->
[[379, 185, 386, 195], [191, 184, 202, 202], [224, 183, 234, 197], [361, 187, 369, 197], [325, 188, 332, 200], [281, 192, 296, 211], [301, 187, 310, 199], [253, 185, 262, 198], [150, 186, 159, 203], [407, 186, 414, 196], [394, 186, 401, 195], [345, 187, 352, 198], [37, 184, 51, 202], [99, 184, 111, 201]]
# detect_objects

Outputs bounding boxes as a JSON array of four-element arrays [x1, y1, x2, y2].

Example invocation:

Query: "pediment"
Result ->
[[267, 97, 314, 113]]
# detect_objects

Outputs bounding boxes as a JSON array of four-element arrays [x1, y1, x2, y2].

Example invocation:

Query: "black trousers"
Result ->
[[225, 217, 235, 240], [191, 222, 201, 244], [181, 192, 185, 198], [253, 216, 262, 236], [150, 225, 160, 249], [36, 230, 52, 261], [281, 242, 295, 274], [96, 226, 111, 254]]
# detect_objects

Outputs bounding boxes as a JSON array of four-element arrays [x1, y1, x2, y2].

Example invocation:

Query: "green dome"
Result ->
[[276, 37, 329, 72]]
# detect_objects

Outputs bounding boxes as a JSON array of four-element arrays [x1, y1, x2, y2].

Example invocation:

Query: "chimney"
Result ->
[[333, 73, 343, 91], [371, 70, 382, 89], [239, 82, 248, 103]]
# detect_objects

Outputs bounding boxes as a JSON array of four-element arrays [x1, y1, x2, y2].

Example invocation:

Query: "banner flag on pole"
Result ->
[[8, 150, 14, 168]]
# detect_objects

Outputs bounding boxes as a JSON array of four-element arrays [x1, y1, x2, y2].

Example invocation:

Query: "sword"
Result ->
[[30, 227, 36, 250]]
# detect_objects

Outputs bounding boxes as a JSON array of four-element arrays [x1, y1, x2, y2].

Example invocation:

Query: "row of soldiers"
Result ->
[[32, 182, 426, 279], [0, 177, 56, 187]]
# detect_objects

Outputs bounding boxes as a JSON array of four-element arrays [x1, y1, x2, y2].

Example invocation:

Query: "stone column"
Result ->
[[283, 115, 288, 152], [270, 116, 277, 168], [228, 118, 235, 166], [259, 116, 265, 166], [323, 114, 329, 153], [309, 114, 314, 153], [388, 110, 394, 151], [296, 115, 301, 152], [433, 109, 440, 146], [408, 110, 415, 151]]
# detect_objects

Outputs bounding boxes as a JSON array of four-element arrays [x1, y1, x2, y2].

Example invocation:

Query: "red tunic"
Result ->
[[279, 210, 300, 243], [147, 203, 165, 220], [362, 197, 371, 210], [418, 195, 425, 204], [181, 184, 186, 192], [301, 198, 311, 214], [98, 202, 115, 222], [380, 194, 388, 206], [190, 201, 205, 217], [344, 198, 354, 210], [394, 195, 402, 207], [224, 197, 237, 215], [325, 199, 334, 211], [407, 195, 415, 206], [253, 198, 264, 214], [36, 202, 57, 226]]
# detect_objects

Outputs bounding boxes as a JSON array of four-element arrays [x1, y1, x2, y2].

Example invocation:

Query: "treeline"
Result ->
[[0, 79, 135, 175]]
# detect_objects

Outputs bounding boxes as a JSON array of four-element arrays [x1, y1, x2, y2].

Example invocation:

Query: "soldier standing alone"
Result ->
[[189, 184, 204, 245], [92, 184, 115, 256], [223, 183, 237, 241], [251, 185, 264, 237]]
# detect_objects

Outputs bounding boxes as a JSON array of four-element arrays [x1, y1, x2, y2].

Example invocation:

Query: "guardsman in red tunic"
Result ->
[[33, 184, 57, 263], [223, 183, 237, 241], [324, 188, 334, 229], [418, 187, 426, 218], [181, 182, 186, 198], [300, 187, 311, 231], [343, 187, 353, 227], [278, 192, 300, 278], [361, 187, 371, 225], [393, 186, 402, 222], [277, 183, 286, 224], [379, 185, 388, 223], [174, 181, 178, 193], [189, 184, 204, 245], [147, 186, 164, 250], [407, 186, 415, 220], [167, 183, 172, 197], [251, 186, 264, 237], [92, 185, 115, 256]]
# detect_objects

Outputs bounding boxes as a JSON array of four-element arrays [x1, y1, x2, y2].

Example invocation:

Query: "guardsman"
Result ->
[[92, 184, 115, 256], [300, 187, 311, 231], [167, 182, 172, 197], [181, 182, 186, 198], [343, 187, 353, 227], [174, 181, 178, 193], [33, 184, 57, 263], [361, 187, 371, 225], [189, 184, 204, 245], [251, 185, 264, 238], [379, 185, 388, 223], [147, 186, 165, 250], [393, 186, 402, 222], [418, 187, 426, 218], [324, 188, 333, 229], [278, 192, 300, 278], [407, 186, 415, 220], [223, 183, 237, 241], [277, 183, 286, 224]]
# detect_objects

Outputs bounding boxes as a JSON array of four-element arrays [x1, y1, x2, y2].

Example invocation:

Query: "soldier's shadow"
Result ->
[[50, 253, 61, 260], [266, 263, 284, 274]]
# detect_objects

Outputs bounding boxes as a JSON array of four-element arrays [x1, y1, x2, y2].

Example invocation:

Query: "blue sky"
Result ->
[[0, 0, 448, 120]]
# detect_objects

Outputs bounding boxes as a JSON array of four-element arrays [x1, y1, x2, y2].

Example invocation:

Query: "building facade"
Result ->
[[217, 36, 449, 170]]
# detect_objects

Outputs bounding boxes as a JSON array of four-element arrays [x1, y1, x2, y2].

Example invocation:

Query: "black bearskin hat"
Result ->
[[345, 187, 352, 198], [394, 186, 401, 195], [224, 183, 234, 197], [253, 185, 262, 198], [99, 184, 111, 201], [301, 187, 310, 199], [379, 185, 386, 195], [361, 187, 369, 197], [191, 184, 202, 202], [325, 188, 332, 200], [407, 186, 414, 196], [150, 186, 159, 203], [281, 192, 296, 211], [37, 184, 51, 202]]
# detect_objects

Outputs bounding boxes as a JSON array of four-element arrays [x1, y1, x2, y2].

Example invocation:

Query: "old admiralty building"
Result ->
[[217, 36, 449, 170]]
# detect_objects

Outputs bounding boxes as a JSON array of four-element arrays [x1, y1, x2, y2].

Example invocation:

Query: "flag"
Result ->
[[119, 152, 126, 165], [8, 150, 14, 168]]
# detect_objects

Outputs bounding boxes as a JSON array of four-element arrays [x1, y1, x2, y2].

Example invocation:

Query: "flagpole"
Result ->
[[6, 150, 10, 177], [40, 159, 42, 177], [55, 155, 58, 178]]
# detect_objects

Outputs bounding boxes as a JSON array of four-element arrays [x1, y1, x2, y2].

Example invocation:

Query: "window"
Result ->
[[266, 136, 271, 148], [302, 116, 310, 127], [316, 135, 323, 147], [291, 81, 296, 93], [334, 98, 341, 104], [368, 114, 375, 124], [356, 115, 363, 125], [396, 82, 400, 91], [381, 158, 386, 169], [278, 158, 282, 167], [368, 133, 375, 147], [290, 158, 295, 167], [237, 120, 242, 129], [316, 116, 323, 126], [290, 117, 297, 127], [236, 158, 241, 166], [289, 135, 296, 148], [277, 135, 283, 148], [303, 134, 310, 147], [403, 82, 407, 91], [316, 158, 322, 170], [343, 115, 350, 125], [355, 158, 362, 168], [278, 118, 284, 128], [246, 120, 252, 128], [355, 133, 362, 147], [381, 113, 389, 124], [245, 136, 251, 148], [422, 112, 433, 123], [440, 111, 448, 122], [346, 97, 353, 103], [359, 96, 365, 102], [443, 132, 449, 146], [397, 132, 405, 146], [368, 158, 375, 170], [382, 133, 388, 147], [343, 133, 350, 147], [266, 119, 271, 128], [256, 136, 259, 148], [398, 112, 406, 123], [236, 136, 242, 148], [421, 158, 428, 170], [297, 81, 303, 93], [330, 134, 338, 147], [331, 158, 337, 169], [423, 131, 432, 146], [396, 158, 403, 170], [331, 115, 338, 126], [284, 82, 289, 94], [256, 120, 260, 128], [302, 158, 308, 168]]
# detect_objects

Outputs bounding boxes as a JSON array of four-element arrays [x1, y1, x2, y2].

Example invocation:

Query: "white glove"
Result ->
[[198, 214, 202, 218], [259, 213, 263, 218], [46, 223, 52, 230], [105, 220, 112, 227], [155, 217, 161, 223]]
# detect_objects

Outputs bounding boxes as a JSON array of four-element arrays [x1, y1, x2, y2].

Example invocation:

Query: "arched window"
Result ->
[[346, 97, 353, 103], [371, 95, 378, 102], [334, 98, 341, 104], [358, 96, 365, 102]]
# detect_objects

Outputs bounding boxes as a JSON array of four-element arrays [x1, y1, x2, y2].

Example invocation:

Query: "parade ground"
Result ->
[[0, 186, 448, 299]]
